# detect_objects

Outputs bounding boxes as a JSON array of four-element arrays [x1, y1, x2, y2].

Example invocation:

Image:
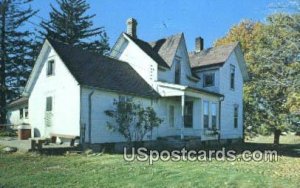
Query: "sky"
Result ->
[[28, 0, 282, 51]]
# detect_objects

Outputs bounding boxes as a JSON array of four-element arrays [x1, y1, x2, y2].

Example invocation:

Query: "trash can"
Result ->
[[18, 124, 31, 140]]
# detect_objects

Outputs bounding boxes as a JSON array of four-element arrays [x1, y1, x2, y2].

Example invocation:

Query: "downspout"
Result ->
[[88, 90, 95, 144], [218, 96, 225, 140]]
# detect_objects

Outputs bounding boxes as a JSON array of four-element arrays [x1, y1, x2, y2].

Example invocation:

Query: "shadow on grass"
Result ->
[[32, 142, 300, 158]]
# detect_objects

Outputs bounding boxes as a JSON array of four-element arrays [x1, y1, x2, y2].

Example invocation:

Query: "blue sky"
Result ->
[[28, 0, 281, 51]]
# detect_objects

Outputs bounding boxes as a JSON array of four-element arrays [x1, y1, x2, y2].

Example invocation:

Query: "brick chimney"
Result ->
[[195, 37, 204, 52], [126, 18, 138, 38]]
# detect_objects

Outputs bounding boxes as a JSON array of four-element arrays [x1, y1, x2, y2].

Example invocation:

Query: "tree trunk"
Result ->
[[0, 1, 7, 124], [273, 129, 281, 145]]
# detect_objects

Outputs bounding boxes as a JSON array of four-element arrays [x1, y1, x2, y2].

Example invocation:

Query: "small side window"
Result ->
[[169, 105, 175, 127], [234, 105, 238, 128], [19, 108, 24, 119], [230, 65, 235, 89], [203, 101, 209, 128], [46, 97, 53, 112], [47, 60, 55, 76], [24, 107, 28, 118]]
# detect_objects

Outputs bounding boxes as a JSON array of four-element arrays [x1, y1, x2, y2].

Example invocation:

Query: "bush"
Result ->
[[0, 129, 17, 137]]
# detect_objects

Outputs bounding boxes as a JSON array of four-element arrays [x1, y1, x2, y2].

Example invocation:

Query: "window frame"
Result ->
[[234, 105, 238, 128], [169, 105, 175, 127], [203, 72, 215, 87], [46, 96, 53, 112], [203, 101, 209, 129], [230, 65, 235, 90], [184, 101, 193, 128], [211, 102, 217, 129], [47, 60, 55, 76], [24, 107, 28, 119], [19, 108, 24, 119], [174, 58, 181, 84]]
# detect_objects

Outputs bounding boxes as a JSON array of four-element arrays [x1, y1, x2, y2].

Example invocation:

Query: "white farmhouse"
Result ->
[[22, 18, 248, 145]]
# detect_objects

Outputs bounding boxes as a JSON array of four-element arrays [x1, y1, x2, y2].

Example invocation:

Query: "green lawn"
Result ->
[[0, 136, 300, 188]]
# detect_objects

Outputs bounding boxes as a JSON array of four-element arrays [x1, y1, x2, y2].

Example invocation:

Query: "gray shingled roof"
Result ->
[[47, 39, 160, 98], [7, 97, 28, 109], [124, 33, 183, 68], [189, 42, 239, 69], [148, 33, 183, 67], [124, 33, 169, 68]]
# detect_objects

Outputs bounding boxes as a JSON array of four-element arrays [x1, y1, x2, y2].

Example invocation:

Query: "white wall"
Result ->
[[80, 88, 160, 143], [6, 105, 29, 125], [219, 52, 244, 139], [29, 46, 81, 138], [117, 37, 158, 87]]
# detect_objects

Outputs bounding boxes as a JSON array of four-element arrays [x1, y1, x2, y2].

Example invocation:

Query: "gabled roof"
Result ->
[[28, 39, 160, 98], [148, 33, 183, 67], [123, 33, 169, 68], [189, 42, 239, 69], [124, 33, 183, 68]]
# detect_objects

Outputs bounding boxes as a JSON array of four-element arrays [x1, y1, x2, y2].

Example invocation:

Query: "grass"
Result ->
[[0, 135, 299, 188]]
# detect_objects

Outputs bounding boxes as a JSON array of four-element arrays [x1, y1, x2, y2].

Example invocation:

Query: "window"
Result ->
[[211, 103, 217, 129], [47, 60, 55, 76], [203, 101, 209, 128], [230, 65, 235, 89], [174, 59, 181, 84], [169, 105, 175, 127], [19, 108, 24, 119], [234, 105, 238, 128], [184, 101, 193, 128], [46, 97, 53, 112], [24, 107, 28, 118], [203, 73, 215, 87]]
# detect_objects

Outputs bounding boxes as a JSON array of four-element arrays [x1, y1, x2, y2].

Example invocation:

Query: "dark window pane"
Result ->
[[230, 65, 235, 89], [19, 108, 23, 119], [175, 60, 181, 84], [25, 107, 28, 118], [204, 73, 215, 87], [234, 106, 238, 128], [184, 101, 193, 128], [204, 115, 209, 128], [46, 97, 52, 111], [47, 60, 54, 76]]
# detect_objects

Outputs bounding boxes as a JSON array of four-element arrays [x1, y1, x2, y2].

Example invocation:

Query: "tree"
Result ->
[[0, 0, 37, 123], [215, 14, 300, 144], [41, 0, 110, 55], [105, 98, 163, 144]]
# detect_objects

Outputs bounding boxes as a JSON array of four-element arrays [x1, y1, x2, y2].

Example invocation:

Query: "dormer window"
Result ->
[[203, 73, 215, 87], [174, 58, 181, 84], [47, 60, 55, 76], [230, 65, 235, 89]]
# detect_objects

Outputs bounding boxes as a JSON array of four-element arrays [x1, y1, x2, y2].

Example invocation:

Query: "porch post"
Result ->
[[181, 95, 185, 140]]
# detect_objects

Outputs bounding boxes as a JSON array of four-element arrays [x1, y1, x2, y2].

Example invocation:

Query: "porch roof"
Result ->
[[156, 81, 224, 98]]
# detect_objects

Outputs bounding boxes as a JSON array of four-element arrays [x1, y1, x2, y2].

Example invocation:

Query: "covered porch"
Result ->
[[156, 82, 224, 141]]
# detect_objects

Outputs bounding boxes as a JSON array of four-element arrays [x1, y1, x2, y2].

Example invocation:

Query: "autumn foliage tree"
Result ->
[[215, 14, 300, 144]]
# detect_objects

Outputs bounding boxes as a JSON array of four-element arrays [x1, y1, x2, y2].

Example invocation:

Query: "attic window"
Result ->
[[203, 73, 215, 87], [47, 60, 55, 76], [230, 65, 235, 89], [174, 59, 181, 84]]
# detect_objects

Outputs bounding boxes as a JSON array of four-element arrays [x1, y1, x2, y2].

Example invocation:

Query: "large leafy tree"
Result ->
[[41, 0, 110, 55], [215, 14, 300, 144], [0, 0, 38, 123]]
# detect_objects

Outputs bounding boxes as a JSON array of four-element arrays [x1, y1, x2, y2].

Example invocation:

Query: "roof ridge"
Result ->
[[147, 32, 183, 44]]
